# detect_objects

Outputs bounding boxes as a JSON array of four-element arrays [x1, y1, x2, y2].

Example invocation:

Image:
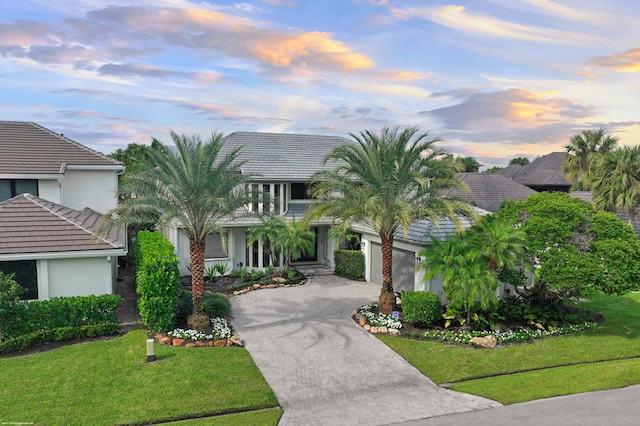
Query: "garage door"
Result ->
[[370, 243, 416, 292]]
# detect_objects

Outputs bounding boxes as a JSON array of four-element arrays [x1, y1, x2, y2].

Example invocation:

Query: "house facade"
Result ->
[[0, 121, 126, 300]]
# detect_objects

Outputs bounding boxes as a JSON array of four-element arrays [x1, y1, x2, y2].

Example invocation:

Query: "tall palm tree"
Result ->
[[306, 126, 474, 314], [592, 146, 640, 228], [468, 214, 529, 272], [102, 131, 251, 315], [563, 128, 619, 191], [457, 156, 483, 172]]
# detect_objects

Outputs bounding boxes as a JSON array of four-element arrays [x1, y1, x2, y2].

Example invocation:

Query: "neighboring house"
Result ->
[[445, 173, 538, 212], [0, 121, 126, 300], [497, 152, 572, 192], [164, 131, 352, 276]]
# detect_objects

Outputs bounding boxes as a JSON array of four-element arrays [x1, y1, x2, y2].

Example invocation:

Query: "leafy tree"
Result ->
[[495, 192, 640, 297], [563, 128, 619, 191], [307, 126, 474, 313], [456, 156, 483, 172], [591, 146, 640, 228], [246, 214, 284, 269], [101, 132, 251, 317], [509, 157, 530, 166], [483, 166, 503, 173]]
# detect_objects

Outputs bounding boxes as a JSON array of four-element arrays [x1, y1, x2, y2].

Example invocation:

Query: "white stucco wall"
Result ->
[[60, 169, 119, 213], [41, 257, 114, 299], [38, 179, 62, 204]]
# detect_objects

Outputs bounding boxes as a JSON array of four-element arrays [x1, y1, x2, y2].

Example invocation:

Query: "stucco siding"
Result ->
[[61, 169, 118, 213], [45, 257, 113, 298], [38, 179, 61, 204]]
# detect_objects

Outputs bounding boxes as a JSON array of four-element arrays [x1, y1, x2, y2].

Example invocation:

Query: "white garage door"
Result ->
[[370, 243, 416, 293]]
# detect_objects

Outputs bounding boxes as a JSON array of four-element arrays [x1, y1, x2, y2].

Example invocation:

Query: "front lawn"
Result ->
[[0, 329, 280, 425], [379, 292, 640, 403]]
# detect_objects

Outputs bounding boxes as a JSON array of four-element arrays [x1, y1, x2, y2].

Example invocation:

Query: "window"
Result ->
[[0, 260, 38, 300], [291, 182, 311, 200], [0, 179, 38, 202], [204, 233, 227, 259]]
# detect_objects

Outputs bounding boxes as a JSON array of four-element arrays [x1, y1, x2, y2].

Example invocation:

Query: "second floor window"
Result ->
[[0, 179, 38, 202]]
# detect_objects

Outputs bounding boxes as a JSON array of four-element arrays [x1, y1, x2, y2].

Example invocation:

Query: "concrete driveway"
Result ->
[[230, 270, 500, 426]]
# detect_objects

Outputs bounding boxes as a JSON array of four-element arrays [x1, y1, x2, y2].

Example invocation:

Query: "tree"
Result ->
[[483, 166, 503, 174], [591, 145, 640, 228], [456, 156, 483, 172], [306, 126, 474, 314], [0, 271, 25, 342], [509, 157, 529, 166], [246, 215, 315, 273], [101, 131, 251, 318], [562, 128, 619, 191]]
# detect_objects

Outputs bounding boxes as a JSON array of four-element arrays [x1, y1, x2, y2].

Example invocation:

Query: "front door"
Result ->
[[294, 227, 318, 263]]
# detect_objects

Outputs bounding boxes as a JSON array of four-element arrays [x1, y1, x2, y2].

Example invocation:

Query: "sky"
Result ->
[[1, 0, 639, 169]]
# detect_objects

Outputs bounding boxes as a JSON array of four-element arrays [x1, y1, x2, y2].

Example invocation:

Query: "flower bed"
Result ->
[[157, 317, 242, 347]]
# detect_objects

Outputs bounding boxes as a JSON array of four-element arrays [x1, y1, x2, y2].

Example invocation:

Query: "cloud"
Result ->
[[430, 87, 483, 100], [390, 5, 602, 46], [591, 48, 640, 72], [259, 0, 297, 7], [421, 88, 595, 144]]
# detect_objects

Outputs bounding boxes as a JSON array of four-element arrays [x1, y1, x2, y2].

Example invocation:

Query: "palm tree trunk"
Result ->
[[189, 239, 206, 314], [379, 236, 396, 314]]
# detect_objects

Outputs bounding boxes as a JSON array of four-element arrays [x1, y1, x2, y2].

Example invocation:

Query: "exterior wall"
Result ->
[[169, 228, 240, 276], [362, 232, 424, 292], [38, 179, 62, 204], [61, 169, 119, 213], [41, 257, 114, 299]]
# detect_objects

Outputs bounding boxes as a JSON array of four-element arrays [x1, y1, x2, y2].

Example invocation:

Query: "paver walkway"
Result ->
[[231, 270, 500, 425]]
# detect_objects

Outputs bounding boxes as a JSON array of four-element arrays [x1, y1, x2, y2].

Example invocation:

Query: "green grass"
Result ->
[[0, 329, 279, 425], [163, 409, 283, 425], [379, 292, 640, 403]]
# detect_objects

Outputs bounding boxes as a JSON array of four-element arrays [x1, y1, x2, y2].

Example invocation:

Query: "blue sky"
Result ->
[[1, 0, 639, 169]]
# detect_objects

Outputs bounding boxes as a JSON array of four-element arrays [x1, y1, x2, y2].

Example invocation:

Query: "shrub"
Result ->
[[134, 231, 181, 332], [0, 323, 119, 354], [176, 291, 231, 325], [0, 271, 25, 342], [401, 291, 442, 327], [334, 250, 365, 281]]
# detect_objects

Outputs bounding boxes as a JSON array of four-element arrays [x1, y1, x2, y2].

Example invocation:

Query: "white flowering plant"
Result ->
[[358, 304, 402, 329], [168, 317, 232, 341]]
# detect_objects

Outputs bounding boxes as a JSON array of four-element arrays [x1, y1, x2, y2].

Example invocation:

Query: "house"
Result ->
[[164, 131, 352, 276], [0, 121, 126, 300], [445, 173, 538, 212], [497, 152, 572, 192]]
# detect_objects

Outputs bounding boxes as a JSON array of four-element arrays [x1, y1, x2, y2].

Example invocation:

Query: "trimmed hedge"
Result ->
[[1, 294, 121, 341], [401, 291, 442, 327], [334, 250, 365, 281], [134, 231, 181, 332], [0, 323, 119, 354]]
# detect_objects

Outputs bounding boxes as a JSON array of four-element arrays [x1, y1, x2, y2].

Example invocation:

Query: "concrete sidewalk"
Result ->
[[230, 273, 500, 426]]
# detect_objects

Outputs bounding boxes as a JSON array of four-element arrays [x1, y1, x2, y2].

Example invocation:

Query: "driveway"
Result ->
[[230, 270, 500, 425]]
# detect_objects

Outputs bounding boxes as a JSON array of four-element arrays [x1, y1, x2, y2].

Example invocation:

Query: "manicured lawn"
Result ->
[[0, 329, 279, 425], [163, 409, 283, 425], [379, 292, 640, 404]]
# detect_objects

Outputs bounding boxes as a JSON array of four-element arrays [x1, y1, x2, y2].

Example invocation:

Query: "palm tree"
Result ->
[[563, 128, 619, 191], [592, 146, 640, 228], [101, 131, 251, 316], [306, 126, 474, 314], [468, 214, 529, 272], [457, 156, 483, 172]]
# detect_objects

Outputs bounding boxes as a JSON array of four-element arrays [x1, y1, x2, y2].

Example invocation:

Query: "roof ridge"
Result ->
[[225, 131, 349, 139], [25, 194, 120, 249], [25, 122, 123, 167]]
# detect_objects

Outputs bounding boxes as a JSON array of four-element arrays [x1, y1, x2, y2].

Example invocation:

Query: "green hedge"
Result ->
[[0, 323, 119, 354], [1, 294, 121, 341], [334, 250, 365, 281], [134, 231, 181, 332], [401, 291, 442, 327], [176, 291, 231, 325]]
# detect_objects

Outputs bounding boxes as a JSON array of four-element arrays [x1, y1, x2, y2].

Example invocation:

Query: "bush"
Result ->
[[0, 323, 119, 354], [401, 291, 442, 327], [334, 250, 365, 281], [176, 291, 231, 325], [134, 231, 181, 332]]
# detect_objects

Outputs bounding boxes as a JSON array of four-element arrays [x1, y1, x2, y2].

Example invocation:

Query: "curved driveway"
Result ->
[[231, 271, 500, 425]]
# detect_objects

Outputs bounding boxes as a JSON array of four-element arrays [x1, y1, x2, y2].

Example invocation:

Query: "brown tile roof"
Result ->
[[445, 173, 538, 212], [497, 152, 572, 188], [0, 194, 126, 255], [0, 121, 122, 175]]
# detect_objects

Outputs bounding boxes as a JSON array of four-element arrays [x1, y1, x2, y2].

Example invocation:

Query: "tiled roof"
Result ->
[[0, 194, 126, 255], [0, 121, 122, 175], [444, 173, 538, 212], [497, 152, 571, 187], [220, 132, 351, 181]]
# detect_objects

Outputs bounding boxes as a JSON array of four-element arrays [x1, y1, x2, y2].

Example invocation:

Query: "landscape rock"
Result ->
[[229, 335, 244, 347], [470, 335, 498, 348], [159, 337, 171, 345], [172, 338, 185, 347], [389, 328, 401, 336], [208, 341, 215, 347], [358, 318, 367, 327], [364, 324, 371, 331], [213, 339, 227, 347], [266, 284, 276, 289], [233, 291, 240, 296], [370, 326, 379, 334], [253, 284, 261, 289], [378, 326, 388, 334], [196, 341, 206, 347], [185, 343, 196, 348], [273, 277, 286, 283]]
